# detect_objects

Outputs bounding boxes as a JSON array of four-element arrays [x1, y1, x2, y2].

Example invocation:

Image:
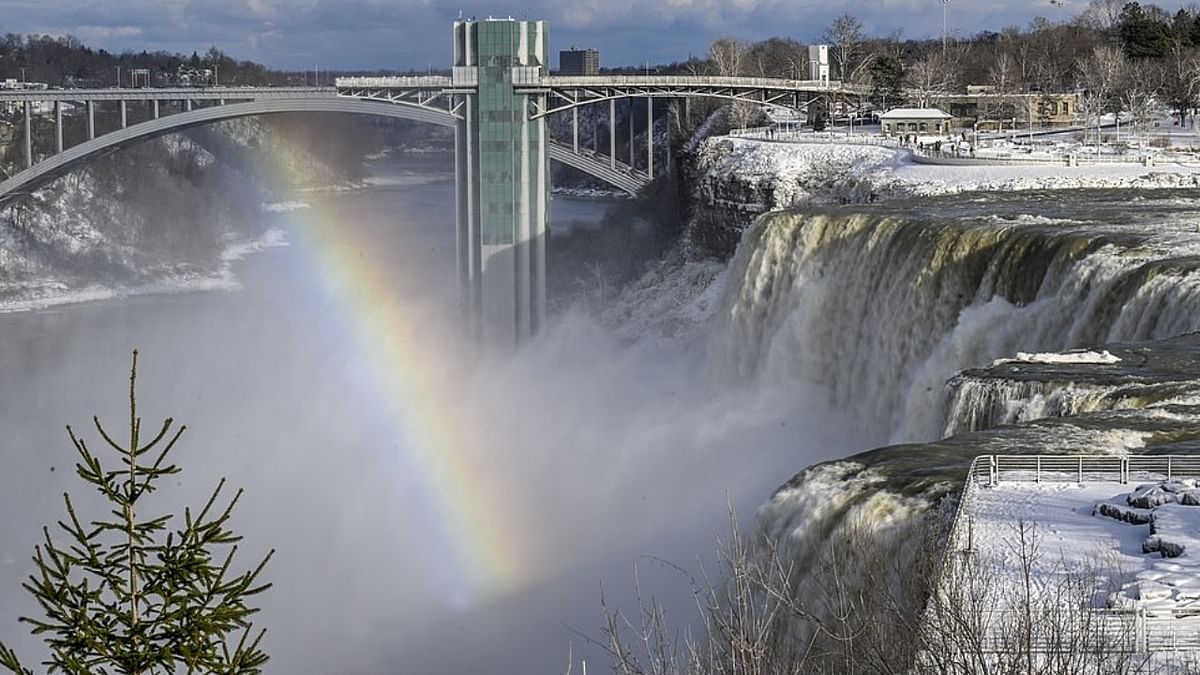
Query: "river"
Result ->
[[0, 153, 860, 674]]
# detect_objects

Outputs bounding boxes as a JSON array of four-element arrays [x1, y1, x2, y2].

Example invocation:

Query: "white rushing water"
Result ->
[[710, 191, 1200, 661], [715, 192, 1200, 445]]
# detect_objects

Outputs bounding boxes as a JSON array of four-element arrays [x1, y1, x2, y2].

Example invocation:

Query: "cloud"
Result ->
[[71, 25, 144, 41], [2, 0, 1197, 69]]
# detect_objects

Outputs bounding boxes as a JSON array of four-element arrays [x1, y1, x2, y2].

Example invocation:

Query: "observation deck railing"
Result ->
[[927, 454, 1200, 658]]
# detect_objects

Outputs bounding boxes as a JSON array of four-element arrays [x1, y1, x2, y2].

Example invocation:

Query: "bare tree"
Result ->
[[1078, 44, 1129, 147], [708, 37, 759, 130], [1160, 43, 1200, 126], [1080, 0, 1126, 32], [907, 51, 961, 107], [708, 37, 745, 78], [1122, 59, 1164, 147], [822, 14, 865, 82], [989, 51, 1018, 93]]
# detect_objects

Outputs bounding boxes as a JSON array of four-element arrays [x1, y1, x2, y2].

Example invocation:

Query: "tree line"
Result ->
[[675, 0, 1200, 131], [0, 34, 276, 87]]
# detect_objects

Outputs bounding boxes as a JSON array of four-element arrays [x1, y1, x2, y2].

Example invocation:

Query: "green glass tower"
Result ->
[[453, 19, 549, 346]]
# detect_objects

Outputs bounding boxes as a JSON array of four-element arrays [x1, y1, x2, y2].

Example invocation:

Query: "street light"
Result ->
[[942, 0, 949, 55]]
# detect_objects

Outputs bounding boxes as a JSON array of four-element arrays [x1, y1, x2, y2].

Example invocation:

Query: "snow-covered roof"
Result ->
[[880, 108, 951, 120]]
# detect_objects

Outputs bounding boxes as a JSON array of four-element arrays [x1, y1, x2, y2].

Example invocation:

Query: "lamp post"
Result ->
[[942, 0, 949, 55]]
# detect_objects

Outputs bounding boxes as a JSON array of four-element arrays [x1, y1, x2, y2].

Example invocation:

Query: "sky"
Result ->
[[0, 0, 1197, 71]]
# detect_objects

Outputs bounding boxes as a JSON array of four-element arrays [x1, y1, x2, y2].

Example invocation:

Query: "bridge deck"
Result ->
[[0, 87, 336, 101]]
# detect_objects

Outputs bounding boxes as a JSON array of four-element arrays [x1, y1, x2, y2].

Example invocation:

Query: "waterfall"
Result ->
[[714, 198, 1200, 444], [713, 192, 1200, 663]]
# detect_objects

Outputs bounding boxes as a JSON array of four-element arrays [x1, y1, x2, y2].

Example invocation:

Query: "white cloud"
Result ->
[[5, 0, 1199, 69], [71, 25, 144, 41]]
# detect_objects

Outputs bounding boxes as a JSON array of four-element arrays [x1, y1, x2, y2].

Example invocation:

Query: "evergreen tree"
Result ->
[[1118, 1, 1174, 58], [0, 352, 273, 675], [869, 55, 906, 111]]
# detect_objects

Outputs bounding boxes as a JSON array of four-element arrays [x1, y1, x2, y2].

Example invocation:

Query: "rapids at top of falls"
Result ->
[[714, 188, 1200, 446]]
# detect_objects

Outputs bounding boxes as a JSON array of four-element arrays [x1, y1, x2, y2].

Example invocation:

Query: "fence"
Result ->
[[726, 126, 901, 148], [726, 126, 1200, 167], [926, 454, 1200, 659], [969, 454, 1200, 486], [912, 147, 1162, 166], [955, 609, 1200, 654]]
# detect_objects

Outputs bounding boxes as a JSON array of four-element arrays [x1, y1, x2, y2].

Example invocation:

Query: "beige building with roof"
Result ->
[[879, 108, 952, 137]]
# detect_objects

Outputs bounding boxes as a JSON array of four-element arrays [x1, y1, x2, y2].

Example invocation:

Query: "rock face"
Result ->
[[0, 116, 373, 308], [680, 138, 896, 258]]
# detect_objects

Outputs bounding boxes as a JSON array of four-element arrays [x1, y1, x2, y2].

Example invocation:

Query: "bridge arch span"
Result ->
[[0, 97, 644, 206]]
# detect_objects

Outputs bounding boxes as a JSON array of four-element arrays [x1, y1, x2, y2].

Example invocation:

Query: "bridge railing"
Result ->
[[335, 76, 452, 89], [539, 75, 845, 91]]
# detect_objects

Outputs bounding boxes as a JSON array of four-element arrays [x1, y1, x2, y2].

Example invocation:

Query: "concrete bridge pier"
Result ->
[[54, 102, 63, 154], [452, 18, 550, 347], [23, 102, 31, 169]]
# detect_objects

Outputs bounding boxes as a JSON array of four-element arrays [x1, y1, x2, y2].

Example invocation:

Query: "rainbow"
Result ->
[[256, 143, 542, 605]]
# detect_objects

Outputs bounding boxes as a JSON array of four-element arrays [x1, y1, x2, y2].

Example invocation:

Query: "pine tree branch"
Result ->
[[1, 352, 273, 675]]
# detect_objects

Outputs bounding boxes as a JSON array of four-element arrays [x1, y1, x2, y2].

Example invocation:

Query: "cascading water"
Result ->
[[712, 189, 1200, 658], [715, 190, 1200, 445]]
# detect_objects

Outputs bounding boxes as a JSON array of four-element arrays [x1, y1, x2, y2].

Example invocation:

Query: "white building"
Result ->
[[879, 108, 952, 137], [808, 45, 829, 84]]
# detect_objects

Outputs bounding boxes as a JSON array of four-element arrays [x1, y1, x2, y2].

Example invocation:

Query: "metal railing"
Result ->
[[726, 126, 901, 148], [963, 609, 1200, 654], [926, 454, 1200, 657], [540, 74, 845, 91], [970, 454, 1200, 486], [334, 76, 452, 89]]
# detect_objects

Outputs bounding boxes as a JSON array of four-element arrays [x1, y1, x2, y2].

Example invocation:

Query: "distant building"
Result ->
[[933, 90, 1079, 130], [176, 65, 214, 87], [130, 68, 151, 88], [0, 79, 47, 90], [807, 45, 829, 84], [880, 108, 952, 137], [559, 48, 599, 75], [1, 80, 50, 115]]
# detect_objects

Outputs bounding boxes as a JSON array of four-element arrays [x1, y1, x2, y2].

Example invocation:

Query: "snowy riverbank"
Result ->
[[700, 136, 1200, 206]]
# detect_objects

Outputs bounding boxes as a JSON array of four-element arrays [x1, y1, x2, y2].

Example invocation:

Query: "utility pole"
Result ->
[[942, 0, 949, 56], [116, 66, 121, 88]]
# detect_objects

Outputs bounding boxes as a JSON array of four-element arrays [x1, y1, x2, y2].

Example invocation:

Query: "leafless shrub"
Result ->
[[578, 509, 1176, 675], [918, 520, 1151, 675]]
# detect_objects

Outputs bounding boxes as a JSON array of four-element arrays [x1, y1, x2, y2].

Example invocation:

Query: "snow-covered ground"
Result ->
[[970, 475, 1200, 615], [938, 473, 1200, 666], [704, 136, 1200, 206], [993, 350, 1123, 366]]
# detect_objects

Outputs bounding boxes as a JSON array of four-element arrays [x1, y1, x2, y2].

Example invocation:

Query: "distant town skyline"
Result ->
[[3, 0, 1199, 71]]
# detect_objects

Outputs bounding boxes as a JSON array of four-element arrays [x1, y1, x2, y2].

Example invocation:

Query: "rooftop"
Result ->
[[880, 107, 951, 120]]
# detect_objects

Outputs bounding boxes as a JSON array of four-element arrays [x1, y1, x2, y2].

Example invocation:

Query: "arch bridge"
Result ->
[[0, 18, 867, 344]]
